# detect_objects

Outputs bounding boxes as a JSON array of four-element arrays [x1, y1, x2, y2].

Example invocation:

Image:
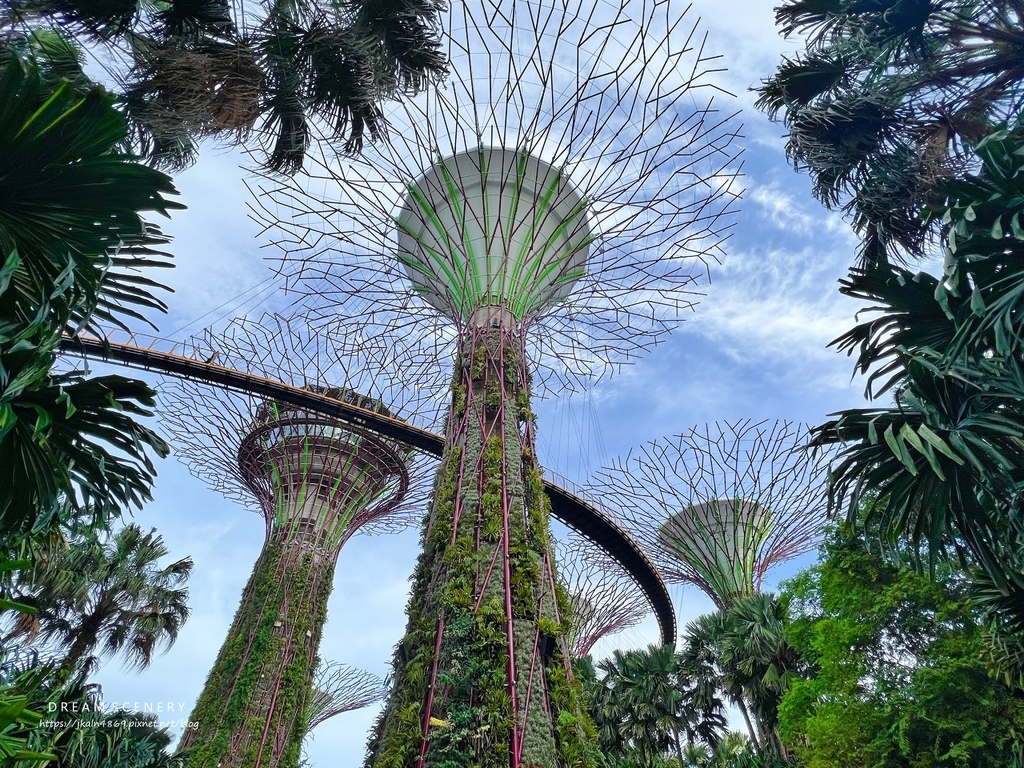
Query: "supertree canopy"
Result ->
[[589, 420, 831, 609], [554, 532, 649, 659], [251, 0, 741, 395], [246, 1, 741, 766], [306, 661, 387, 732], [160, 314, 442, 768]]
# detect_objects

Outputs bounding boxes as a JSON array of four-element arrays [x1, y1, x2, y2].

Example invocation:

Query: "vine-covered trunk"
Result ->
[[366, 322, 600, 768], [179, 537, 333, 768]]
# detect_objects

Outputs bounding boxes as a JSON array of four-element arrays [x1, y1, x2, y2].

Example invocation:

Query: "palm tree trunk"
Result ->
[[673, 726, 686, 768], [735, 697, 761, 755], [52, 614, 102, 688]]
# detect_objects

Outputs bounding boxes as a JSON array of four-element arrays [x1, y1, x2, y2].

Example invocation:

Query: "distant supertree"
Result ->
[[306, 661, 387, 732], [161, 314, 441, 768], [247, 1, 741, 766], [555, 533, 648, 658], [590, 420, 830, 608]]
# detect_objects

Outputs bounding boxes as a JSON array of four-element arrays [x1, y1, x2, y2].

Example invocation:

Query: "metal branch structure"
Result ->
[[57, 331, 676, 643], [243, 2, 741, 767], [159, 314, 443, 768], [306, 661, 387, 732], [250, 0, 742, 396], [589, 420, 831, 609], [554, 533, 648, 659]]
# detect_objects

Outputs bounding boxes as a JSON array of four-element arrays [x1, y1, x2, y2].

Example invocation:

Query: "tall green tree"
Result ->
[[757, 0, 1024, 266], [679, 596, 798, 760], [0, 43, 179, 540], [1, 0, 447, 172], [6, 524, 192, 687], [778, 530, 1024, 767]]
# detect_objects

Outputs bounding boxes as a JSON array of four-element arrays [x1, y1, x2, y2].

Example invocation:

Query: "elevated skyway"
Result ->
[[59, 333, 677, 646]]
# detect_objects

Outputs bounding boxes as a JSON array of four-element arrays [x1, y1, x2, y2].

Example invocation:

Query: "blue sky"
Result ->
[[80, 0, 876, 763]]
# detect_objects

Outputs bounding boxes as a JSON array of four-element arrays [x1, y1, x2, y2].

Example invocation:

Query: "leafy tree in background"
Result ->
[[778, 529, 1024, 767], [757, 0, 1024, 266], [0, 43, 179, 540], [5, 524, 192, 688], [0, 0, 447, 172]]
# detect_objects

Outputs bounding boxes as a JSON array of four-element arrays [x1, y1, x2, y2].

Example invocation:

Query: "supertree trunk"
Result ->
[[160, 315, 431, 768], [367, 323, 600, 768], [180, 534, 334, 768]]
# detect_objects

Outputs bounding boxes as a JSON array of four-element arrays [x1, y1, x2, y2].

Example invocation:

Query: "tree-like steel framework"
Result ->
[[306, 661, 387, 732], [160, 313, 443, 768], [554, 532, 648, 659], [244, 1, 741, 767], [589, 420, 830, 609], [251, 0, 741, 396]]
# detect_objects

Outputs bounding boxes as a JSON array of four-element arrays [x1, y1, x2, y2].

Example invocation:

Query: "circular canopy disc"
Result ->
[[395, 147, 592, 323]]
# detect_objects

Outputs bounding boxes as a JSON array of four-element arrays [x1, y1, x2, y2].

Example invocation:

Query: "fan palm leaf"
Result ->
[[0, 44, 177, 538], [0, 45, 181, 334]]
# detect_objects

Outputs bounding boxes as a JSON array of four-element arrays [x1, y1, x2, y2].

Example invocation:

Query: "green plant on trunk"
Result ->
[[366, 330, 600, 768], [182, 541, 331, 768]]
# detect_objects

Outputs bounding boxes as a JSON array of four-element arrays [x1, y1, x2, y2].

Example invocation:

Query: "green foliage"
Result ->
[[0, 690, 53, 762], [585, 645, 725, 768], [679, 596, 797, 759], [809, 123, 1024, 645], [43, 705, 185, 768], [5, 523, 192, 688], [0, 43, 178, 541], [4, 0, 446, 172], [757, 0, 1024, 265], [0, 45, 180, 333], [0, 652, 183, 767], [778, 531, 1024, 767]]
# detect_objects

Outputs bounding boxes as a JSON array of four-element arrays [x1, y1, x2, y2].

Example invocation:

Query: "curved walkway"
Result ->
[[60, 335, 676, 646]]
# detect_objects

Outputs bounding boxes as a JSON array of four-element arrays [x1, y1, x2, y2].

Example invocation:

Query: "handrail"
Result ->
[[59, 333, 676, 646]]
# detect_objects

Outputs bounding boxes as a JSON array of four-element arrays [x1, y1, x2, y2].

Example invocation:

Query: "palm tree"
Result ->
[[756, 0, 1024, 266], [0, 43, 179, 541], [680, 595, 798, 759], [596, 646, 678, 767], [6, 0, 447, 172], [7, 524, 193, 687], [593, 645, 725, 768]]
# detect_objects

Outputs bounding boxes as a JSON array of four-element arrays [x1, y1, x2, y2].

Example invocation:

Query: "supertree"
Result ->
[[160, 313, 443, 768], [247, 0, 742, 766], [589, 420, 830, 609], [306, 661, 387, 732], [554, 532, 648, 659]]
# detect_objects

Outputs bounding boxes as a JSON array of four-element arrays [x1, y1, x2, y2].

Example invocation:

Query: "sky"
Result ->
[[76, 0, 878, 763]]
